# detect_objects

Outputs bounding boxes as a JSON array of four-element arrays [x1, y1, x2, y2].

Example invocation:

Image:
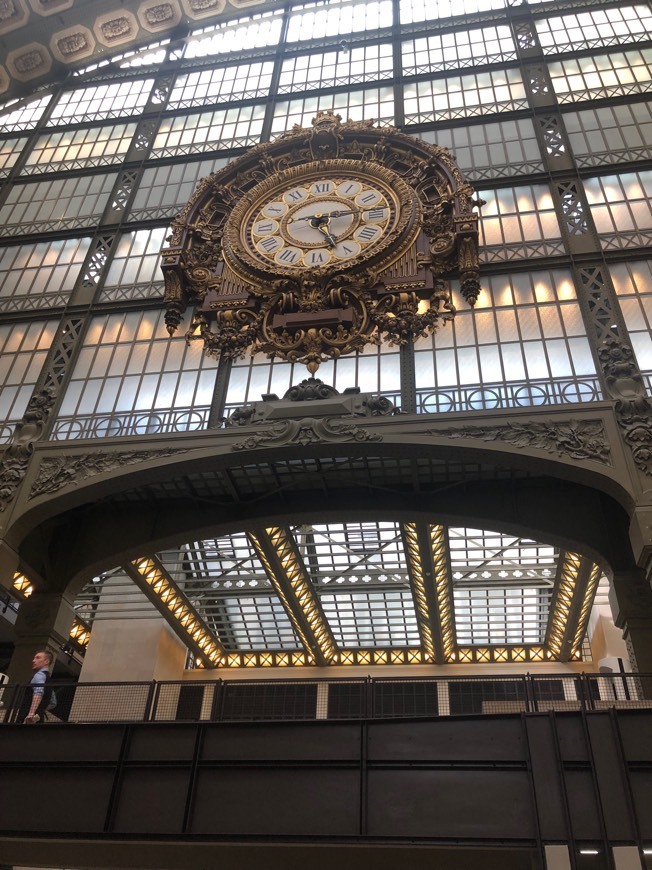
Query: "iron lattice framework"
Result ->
[[65, 521, 602, 669]]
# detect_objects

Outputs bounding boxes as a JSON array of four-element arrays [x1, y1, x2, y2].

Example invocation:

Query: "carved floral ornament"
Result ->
[[161, 112, 482, 374]]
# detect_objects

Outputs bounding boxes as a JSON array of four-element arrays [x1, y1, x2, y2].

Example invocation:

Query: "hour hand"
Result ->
[[317, 224, 337, 247]]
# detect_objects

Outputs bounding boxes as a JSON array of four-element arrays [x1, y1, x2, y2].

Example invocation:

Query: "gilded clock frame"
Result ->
[[161, 111, 482, 374], [223, 161, 421, 284]]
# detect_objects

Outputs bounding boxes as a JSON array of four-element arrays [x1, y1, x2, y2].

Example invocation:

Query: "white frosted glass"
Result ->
[[478, 345, 502, 381], [126, 343, 149, 375], [146, 342, 168, 371], [0, 385, 18, 418], [538, 306, 563, 338], [568, 337, 597, 374], [540, 213, 561, 238], [457, 347, 480, 384], [502, 215, 524, 243], [107, 346, 129, 377], [481, 216, 503, 245], [630, 332, 652, 369], [434, 320, 455, 347], [435, 349, 457, 386], [380, 354, 401, 391], [334, 356, 356, 391], [175, 371, 201, 405], [7, 354, 30, 383], [116, 376, 142, 411], [26, 351, 48, 380], [546, 340, 572, 376], [453, 313, 476, 346], [93, 378, 120, 413], [496, 309, 518, 342], [358, 355, 379, 392], [620, 298, 646, 329], [81, 379, 105, 413], [225, 367, 248, 404], [631, 200, 652, 228], [560, 304, 586, 336], [163, 339, 187, 370], [414, 351, 435, 387], [135, 374, 159, 409], [523, 342, 548, 378], [196, 369, 218, 403], [500, 343, 526, 379], [517, 308, 542, 341], [248, 366, 272, 402]]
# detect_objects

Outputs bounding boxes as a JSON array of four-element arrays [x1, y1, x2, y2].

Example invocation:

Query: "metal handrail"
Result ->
[[2, 672, 650, 725]]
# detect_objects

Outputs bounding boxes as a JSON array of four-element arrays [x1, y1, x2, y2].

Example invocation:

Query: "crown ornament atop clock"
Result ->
[[161, 111, 482, 374]]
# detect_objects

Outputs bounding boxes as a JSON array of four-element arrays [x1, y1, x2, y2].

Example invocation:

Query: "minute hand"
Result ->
[[288, 208, 363, 225]]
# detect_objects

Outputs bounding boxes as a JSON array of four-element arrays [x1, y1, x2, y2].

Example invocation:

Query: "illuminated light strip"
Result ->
[[69, 618, 91, 649], [546, 551, 583, 659], [12, 572, 33, 597], [429, 524, 456, 663], [268, 527, 336, 662], [401, 523, 436, 662], [570, 562, 602, 659], [130, 556, 225, 667], [253, 527, 337, 664], [248, 531, 316, 657]]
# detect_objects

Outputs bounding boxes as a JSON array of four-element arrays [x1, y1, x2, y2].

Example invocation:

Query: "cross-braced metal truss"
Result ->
[[72, 521, 600, 668]]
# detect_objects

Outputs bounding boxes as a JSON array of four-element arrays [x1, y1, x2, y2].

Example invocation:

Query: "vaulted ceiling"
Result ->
[[0, 0, 274, 104]]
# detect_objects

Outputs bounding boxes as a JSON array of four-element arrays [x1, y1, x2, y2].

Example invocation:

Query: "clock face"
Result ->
[[240, 175, 400, 273]]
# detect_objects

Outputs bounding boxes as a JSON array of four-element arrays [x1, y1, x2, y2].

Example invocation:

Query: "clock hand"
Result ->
[[288, 208, 363, 225], [317, 224, 338, 247]]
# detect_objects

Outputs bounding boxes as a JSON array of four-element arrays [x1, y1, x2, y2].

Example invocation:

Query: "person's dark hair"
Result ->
[[36, 650, 54, 666]]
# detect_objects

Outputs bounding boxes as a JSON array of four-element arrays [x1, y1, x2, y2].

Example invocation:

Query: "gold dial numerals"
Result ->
[[247, 177, 394, 270]]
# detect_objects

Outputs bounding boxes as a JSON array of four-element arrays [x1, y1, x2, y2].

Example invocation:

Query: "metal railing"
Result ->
[[2, 672, 651, 725]]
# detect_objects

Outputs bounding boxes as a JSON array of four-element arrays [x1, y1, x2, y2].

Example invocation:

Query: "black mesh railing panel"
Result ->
[[219, 681, 318, 721], [326, 681, 368, 719], [373, 680, 439, 718], [3, 674, 652, 725], [448, 679, 527, 715]]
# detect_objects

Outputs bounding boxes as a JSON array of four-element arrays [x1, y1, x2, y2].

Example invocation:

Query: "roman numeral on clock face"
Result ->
[[258, 236, 283, 253], [356, 224, 381, 242], [305, 249, 330, 266], [275, 247, 302, 264]]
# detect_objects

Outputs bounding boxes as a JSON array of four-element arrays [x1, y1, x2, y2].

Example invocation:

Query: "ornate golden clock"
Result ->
[[161, 112, 481, 373], [223, 166, 419, 281]]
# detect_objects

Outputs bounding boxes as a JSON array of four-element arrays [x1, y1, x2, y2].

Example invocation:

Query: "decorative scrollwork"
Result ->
[[0, 387, 56, 512], [161, 112, 482, 373], [232, 417, 383, 450], [598, 334, 652, 475], [434, 419, 611, 465]]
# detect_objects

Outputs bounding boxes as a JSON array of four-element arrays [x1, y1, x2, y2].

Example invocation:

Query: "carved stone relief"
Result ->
[[29, 0, 74, 14], [598, 334, 652, 475], [429, 419, 611, 465], [51, 27, 95, 62], [232, 418, 383, 451], [0, 0, 28, 33], [30, 449, 189, 499], [0, 388, 56, 513], [94, 11, 138, 46], [7, 43, 51, 80], [181, 0, 226, 17], [139, 1, 182, 31]]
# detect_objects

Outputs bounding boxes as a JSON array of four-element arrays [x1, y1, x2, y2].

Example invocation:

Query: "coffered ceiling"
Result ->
[[0, 0, 275, 103]]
